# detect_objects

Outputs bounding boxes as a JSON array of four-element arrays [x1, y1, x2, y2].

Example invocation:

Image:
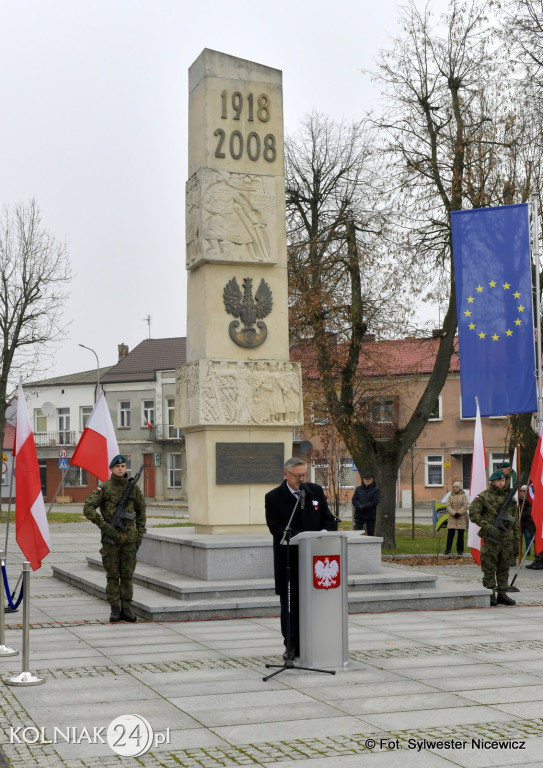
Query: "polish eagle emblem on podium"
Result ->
[[313, 555, 340, 589], [223, 276, 273, 348]]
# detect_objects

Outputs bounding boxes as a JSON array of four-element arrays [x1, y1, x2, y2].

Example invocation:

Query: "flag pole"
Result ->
[[3, 458, 15, 557], [4, 563, 45, 686], [532, 194, 542, 426], [46, 468, 69, 518]]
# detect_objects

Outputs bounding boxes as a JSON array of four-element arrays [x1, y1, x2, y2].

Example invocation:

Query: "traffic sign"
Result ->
[[59, 449, 68, 459], [59, 458, 69, 469]]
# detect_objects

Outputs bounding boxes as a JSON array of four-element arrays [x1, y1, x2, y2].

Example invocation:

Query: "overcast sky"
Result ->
[[0, 0, 450, 380]]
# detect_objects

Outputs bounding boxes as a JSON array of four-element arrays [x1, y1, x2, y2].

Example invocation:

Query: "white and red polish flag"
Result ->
[[69, 390, 119, 482], [468, 398, 487, 565], [14, 380, 51, 570], [528, 423, 543, 555]]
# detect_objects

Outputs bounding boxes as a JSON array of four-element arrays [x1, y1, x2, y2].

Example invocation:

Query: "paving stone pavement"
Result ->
[[1, 521, 543, 766]]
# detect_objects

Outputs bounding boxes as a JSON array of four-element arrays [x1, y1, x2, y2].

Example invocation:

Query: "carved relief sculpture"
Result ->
[[176, 360, 303, 428], [186, 169, 275, 270]]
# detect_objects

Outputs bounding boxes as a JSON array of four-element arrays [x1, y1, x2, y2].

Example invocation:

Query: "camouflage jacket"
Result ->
[[83, 474, 146, 541], [468, 485, 519, 540]]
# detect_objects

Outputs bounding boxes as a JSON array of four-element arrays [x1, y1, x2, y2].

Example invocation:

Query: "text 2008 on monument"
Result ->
[[214, 91, 277, 163]]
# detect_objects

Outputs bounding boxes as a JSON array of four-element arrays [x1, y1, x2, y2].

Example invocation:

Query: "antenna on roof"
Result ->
[[143, 314, 151, 338]]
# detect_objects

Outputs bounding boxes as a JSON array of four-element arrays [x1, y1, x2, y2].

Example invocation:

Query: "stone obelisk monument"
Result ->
[[177, 49, 302, 533]]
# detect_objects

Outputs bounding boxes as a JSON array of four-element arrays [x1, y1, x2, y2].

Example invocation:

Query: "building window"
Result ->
[[166, 398, 181, 438], [338, 457, 356, 489], [34, 409, 47, 433], [428, 396, 442, 421], [425, 455, 443, 486], [118, 401, 131, 428], [490, 453, 508, 475], [142, 400, 155, 428], [313, 463, 329, 488], [168, 453, 182, 488], [80, 406, 93, 431], [58, 408, 71, 445], [370, 398, 393, 424], [64, 466, 88, 487]]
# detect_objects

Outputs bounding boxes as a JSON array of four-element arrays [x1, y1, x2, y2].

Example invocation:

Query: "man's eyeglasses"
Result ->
[[286, 470, 306, 480]]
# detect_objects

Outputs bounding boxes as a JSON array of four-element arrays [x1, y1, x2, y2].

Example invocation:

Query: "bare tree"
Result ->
[[504, 0, 543, 80], [288, 0, 539, 547], [0, 199, 72, 476]]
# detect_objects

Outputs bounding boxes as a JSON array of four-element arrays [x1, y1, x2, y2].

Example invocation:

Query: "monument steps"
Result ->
[[86, 556, 278, 600], [52, 559, 489, 621]]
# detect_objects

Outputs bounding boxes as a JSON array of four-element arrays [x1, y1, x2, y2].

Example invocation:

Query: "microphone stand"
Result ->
[[263, 489, 335, 682]]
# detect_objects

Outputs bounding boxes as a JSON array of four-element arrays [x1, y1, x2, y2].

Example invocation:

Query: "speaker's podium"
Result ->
[[291, 531, 349, 669]]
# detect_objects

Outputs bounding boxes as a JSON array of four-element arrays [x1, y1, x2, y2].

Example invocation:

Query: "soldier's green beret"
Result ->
[[497, 461, 511, 469], [489, 470, 505, 481], [109, 454, 128, 468]]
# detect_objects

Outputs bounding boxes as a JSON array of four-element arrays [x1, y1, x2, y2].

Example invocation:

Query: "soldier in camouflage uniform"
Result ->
[[497, 460, 517, 492], [83, 454, 146, 622], [469, 470, 519, 607]]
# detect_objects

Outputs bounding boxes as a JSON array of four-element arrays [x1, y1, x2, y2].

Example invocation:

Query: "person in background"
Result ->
[[519, 484, 535, 556], [444, 481, 468, 555], [497, 460, 517, 491], [352, 473, 380, 535]]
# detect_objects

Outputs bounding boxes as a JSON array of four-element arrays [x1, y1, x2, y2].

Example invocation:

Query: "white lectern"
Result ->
[[291, 531, 349, 668]]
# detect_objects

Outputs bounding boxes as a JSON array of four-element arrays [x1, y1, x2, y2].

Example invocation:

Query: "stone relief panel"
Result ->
[[175, 359, 302, 427], [186, 169, 275, 270]]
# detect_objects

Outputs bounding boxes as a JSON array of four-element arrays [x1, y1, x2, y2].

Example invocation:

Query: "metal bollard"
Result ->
[[5, 562, 45, 686]]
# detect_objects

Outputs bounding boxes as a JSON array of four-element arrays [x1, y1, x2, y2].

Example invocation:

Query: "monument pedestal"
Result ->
[[186, 425, 294, 533]]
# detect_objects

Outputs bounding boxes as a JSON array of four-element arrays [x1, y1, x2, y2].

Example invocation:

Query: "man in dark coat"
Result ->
[[265, 457, 337, 658], [352, 472, 380, 535]]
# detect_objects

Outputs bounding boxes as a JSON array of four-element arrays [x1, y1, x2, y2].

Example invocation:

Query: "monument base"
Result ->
[[193, 524, 269, 535], [137, 529, 383, 581]]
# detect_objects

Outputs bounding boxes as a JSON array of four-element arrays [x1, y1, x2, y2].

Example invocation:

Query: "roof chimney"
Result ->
[[118, 343, 129, 361]]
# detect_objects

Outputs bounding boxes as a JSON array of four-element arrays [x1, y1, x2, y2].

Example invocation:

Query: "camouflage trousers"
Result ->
[[480, 536, 514, 591], [100, 540, 137, 607]]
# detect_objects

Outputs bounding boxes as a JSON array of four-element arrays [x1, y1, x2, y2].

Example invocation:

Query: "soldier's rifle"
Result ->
[[486, 473, 525, 545], [103, 464, 145, 545]]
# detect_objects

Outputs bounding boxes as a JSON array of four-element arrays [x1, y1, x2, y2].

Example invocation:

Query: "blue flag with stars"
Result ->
[[451, 203, 537, 418]]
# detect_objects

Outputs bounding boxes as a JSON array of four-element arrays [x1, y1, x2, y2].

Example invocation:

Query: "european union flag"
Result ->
[[451, 203, 537, 418]]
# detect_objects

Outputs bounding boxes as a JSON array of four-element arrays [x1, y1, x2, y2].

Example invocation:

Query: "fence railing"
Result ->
[[34, 431, 77, 447]]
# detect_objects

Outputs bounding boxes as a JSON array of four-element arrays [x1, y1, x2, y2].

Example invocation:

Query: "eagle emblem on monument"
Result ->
[[223, 276, 273, 348]]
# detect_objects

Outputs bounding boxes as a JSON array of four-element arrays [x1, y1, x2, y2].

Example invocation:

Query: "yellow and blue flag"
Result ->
[[451, 203, 537, 418]]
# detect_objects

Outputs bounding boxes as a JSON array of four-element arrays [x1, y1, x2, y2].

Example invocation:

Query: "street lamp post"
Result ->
[[79, 343, 100, 402]]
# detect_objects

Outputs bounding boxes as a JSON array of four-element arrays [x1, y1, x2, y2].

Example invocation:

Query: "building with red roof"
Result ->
[[292, 334, 509, 507]]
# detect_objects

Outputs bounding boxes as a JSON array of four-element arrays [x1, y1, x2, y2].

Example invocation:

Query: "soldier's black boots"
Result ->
[[527, 561, 543, 570], [496, 592, 516, 606], [109, 605, 122, 622], [490, 592, 498, 606], [121, 604, 137, 622]]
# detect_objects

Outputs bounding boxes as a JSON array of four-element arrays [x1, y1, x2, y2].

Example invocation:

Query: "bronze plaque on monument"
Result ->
[[216, 442, 284, 484]]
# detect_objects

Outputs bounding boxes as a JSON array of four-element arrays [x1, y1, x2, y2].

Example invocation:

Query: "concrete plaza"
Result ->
[[0, 517, 543, 767]]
